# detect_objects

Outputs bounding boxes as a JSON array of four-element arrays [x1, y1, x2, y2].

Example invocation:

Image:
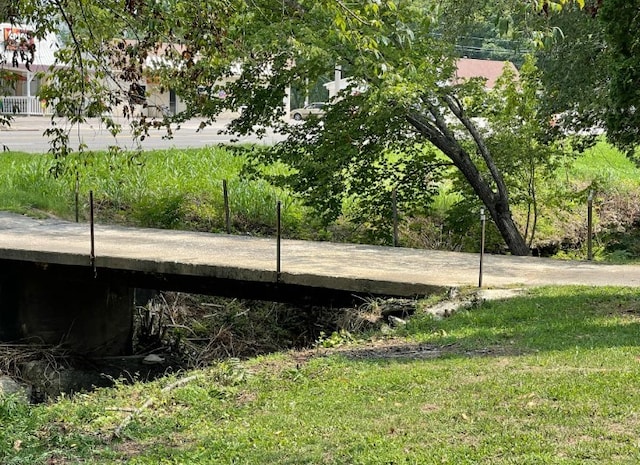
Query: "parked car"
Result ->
[[290, 102, 326, 120]]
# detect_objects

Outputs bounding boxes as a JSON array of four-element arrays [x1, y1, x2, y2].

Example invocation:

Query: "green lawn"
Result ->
[[3, 286, 640, 464]]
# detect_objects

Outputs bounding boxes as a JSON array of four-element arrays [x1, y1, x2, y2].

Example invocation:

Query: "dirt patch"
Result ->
[[111, 434, 195, 461], [281, 338, 520, 368]]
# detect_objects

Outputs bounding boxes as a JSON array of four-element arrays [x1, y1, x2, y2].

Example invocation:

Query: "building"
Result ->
[[0, 29, 192, 118], [0, 23, 58, 116], [323, 58, 518, 102], [454, 58, 518, 89]]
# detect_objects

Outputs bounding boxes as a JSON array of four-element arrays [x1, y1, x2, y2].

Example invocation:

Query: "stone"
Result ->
[[388, 315, 407, 327], [0, 375, 31, 402], [142, 354, 165, 365]]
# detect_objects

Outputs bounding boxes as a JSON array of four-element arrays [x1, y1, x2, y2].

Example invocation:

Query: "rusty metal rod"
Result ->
[[479, 208, 486, 288], [392, 187, 399, 247], [75, 171, 79, 223], [587, 190, 593, 261], [223, 179, 231, 234], [276, 200, 281, 282], [90, 190, 96, 278]]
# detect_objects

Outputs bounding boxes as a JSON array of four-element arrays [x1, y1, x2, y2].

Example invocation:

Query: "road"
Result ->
[[0, 115, 286, 153]]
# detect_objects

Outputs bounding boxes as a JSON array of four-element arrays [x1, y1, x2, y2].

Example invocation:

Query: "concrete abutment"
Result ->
[[0, 262, 134, 356]]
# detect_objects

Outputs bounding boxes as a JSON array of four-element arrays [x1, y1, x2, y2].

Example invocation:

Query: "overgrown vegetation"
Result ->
[[0, 147, 311, 237], [3, 286, 640, 463], [133, 292, 379, 366]]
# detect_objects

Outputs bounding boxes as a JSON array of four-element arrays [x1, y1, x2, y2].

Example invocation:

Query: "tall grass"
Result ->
[[567, 139, 640, 191], [0, 153, 74, 216], [0, 148, 307, 235]]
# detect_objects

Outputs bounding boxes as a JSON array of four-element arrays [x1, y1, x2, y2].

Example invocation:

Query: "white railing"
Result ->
[[0, 96, 53, 116]]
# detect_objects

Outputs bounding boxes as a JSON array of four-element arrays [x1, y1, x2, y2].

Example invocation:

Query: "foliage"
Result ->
[[555, 140, 640, 260], [484, 55, 576, 246], [440, 55, 578, 250], [6, 0, 590, 254], [5, 287, 640, 463], [244, 105, 445, 243], [536, 2, 609, 145], [537, 0, 640, 155], [598, 0, 640, 153]]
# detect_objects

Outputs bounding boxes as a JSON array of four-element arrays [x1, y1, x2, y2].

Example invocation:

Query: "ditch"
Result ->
[[0, 291, 424, 403]]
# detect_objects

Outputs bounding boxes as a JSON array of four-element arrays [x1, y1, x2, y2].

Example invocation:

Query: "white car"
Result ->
[[290, 102, 326, 121]]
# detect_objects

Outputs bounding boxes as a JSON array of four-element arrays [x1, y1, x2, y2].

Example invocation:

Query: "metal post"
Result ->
[[587, 190, 593, 261], [392, 187, 399, 247], [276, 200, 282, 282], [479, 207, 486, 288], [75, 171, 80, 223], [90, 190, 96, 278], [223, 179, 231, 234]]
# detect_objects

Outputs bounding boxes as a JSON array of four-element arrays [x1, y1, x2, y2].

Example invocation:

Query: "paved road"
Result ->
[[1, 212, 639, 296], [0, 115, 286, 153]]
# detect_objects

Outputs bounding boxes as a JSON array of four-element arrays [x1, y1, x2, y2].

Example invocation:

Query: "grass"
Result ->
[[0, 153, 75, 217], [3, 286, 640, 464], [0, 148, 307, 236], [569, 141, 640, 190]]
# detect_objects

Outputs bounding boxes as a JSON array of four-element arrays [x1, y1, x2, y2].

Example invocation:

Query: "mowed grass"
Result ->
[[3, 286, 640, 464]]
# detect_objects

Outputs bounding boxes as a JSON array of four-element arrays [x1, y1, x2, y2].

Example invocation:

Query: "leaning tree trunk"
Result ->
[[407, 108, 530, 256], [454, 149, 531, 256], [486, 197, 531, 256]]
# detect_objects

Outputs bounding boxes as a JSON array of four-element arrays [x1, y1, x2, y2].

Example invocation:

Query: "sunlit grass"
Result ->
[[569, 139, 640, 190], [4, 287, 640, 464], [0, 148, 307, 236]]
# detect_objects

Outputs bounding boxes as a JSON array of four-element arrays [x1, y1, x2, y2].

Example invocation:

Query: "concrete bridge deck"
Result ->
[[3, 211, 640, 354], [1, 211, 640, 298]]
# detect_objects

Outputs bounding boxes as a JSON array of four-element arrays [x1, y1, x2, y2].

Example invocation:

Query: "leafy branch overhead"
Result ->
[[7, 0, 607, 254]]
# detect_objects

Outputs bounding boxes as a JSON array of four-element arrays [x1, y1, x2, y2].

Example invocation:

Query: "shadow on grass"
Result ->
[[338, 286, 640, 361]]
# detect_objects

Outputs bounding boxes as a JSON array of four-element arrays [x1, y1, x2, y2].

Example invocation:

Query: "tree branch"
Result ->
[[406, 98, 463, 167], [405, 111, 454, 158], [443, 93, 510, 204], [53, 0, 85, 98], [336, 0, 372, 25]]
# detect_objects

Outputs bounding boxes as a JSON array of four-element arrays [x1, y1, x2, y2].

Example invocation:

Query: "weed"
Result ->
[[315, 329, 358, 348], [0, 148, 310, 236]]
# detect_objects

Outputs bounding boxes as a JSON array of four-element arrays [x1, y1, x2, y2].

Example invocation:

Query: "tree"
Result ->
[[598, 0, 640, 153], [535, 0, 640, 156], [10, 0, 573, 255], [535, 2, 608, 149], [484, 55, 574, 248]]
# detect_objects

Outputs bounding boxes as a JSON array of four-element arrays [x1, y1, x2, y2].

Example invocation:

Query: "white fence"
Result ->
[[0, 96, 53, 116]]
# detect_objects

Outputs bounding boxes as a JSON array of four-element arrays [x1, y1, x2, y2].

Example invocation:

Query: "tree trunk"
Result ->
[[455, 150, 531, 256], [490, 203, 530, 256], [406, 111, 530, 256]]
